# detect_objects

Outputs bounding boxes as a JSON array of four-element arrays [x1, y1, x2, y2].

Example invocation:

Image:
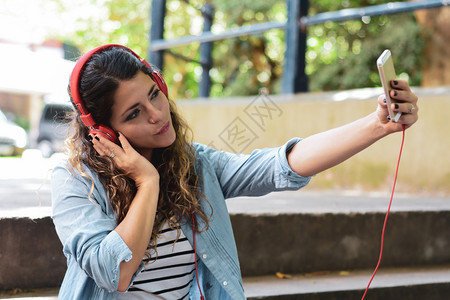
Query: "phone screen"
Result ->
[[377, 49, 401, 122]]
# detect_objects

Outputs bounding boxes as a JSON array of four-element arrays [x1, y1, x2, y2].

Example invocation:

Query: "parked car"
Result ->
[[0, 109, 28, 156], [37, 102, 74, 157]]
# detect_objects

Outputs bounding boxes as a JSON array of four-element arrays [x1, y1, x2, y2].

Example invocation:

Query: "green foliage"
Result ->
[[162, 0, 287, 98], [306, 0, 425, 91], [53, 0, 425, 97], [12, 116, 30, 132], [55, 0, 151, 56]]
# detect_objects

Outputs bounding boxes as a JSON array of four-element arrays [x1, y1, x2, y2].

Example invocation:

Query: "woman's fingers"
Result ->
[[377, 94, 388, 107], [117, 132, 132, 152], [389, 88, 418, 105], [90, 132, 159, 187], [389, 79, 418, 114], [376, 94, 390, 123], [388, 80, 418, 129], [376, 79, 419, 131], [390, 79, 410, 92], [91, 134, 123, 159], [390, 102, 419, 115]]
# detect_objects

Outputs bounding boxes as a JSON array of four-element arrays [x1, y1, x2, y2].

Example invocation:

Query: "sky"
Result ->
[[0, 0, 91, 96]]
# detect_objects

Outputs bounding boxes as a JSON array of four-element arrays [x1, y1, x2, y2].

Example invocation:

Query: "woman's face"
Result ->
[[110, 71, 176, 158]]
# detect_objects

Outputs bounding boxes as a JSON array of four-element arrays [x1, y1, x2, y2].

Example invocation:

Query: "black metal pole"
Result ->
[[148, 0, 166, 71], [281, 0, 309, 94], [199, 3, 214, 98]]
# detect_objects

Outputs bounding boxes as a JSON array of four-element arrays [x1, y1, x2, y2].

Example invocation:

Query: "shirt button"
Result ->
[[223, 281, 228, 286], [202, 254, 207, 259]]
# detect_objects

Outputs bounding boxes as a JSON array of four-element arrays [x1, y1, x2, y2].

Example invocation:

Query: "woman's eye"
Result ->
[[126, 108, 140, 121], [150, 89, 160, 100]]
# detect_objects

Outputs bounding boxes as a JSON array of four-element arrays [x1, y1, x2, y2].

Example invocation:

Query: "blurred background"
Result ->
[[0, 0, 448, 192], [0, 1, 449, 297]]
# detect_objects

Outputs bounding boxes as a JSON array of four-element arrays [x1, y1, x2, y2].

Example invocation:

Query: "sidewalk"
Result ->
[[0, 288, 58, 299], [227, 188, 450, 214]]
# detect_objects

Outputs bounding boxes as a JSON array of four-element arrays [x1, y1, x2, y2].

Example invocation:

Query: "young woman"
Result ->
[[51, 44, 418, 300]]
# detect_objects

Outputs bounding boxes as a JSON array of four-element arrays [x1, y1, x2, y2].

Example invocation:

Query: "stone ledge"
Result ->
[[2, 208, 449, 290], [0, 217, 65, 291]]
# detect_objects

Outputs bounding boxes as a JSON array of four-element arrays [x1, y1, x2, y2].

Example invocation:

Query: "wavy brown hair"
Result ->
[[65, 46, 210, 256]]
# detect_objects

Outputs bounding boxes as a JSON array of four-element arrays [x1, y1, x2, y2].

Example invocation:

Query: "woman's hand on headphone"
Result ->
[[91, 133, 159, 189]]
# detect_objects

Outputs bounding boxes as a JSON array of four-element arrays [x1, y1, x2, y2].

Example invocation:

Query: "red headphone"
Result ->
[[69, 44, 168, 143]]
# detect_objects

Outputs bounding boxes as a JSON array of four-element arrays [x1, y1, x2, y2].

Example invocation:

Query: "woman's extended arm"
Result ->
[[287, 79, 418, 177], [92, 133, 160, 292]]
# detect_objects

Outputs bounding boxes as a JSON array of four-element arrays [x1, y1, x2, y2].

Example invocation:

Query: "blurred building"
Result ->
[[0, 40, 75, 146]]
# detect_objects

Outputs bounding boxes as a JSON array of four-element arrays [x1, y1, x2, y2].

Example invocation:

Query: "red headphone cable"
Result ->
[[361, 124, 406, 299], [192, 212, 205, 300]]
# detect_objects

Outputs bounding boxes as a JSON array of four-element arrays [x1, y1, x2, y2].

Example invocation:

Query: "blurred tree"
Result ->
[[53, 0, 429, 98], [52, 0, 151, 58], [414, 6, 450, 86], [201, 0, 287, 97], [159, 0, 287, 98], [306, 0, 424, 91]]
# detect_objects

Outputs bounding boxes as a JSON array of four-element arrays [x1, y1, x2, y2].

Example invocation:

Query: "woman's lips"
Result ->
[[157, 121, 170, 135]]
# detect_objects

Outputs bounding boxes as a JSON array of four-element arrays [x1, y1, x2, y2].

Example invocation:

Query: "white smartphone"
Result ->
[[377, 49, 401, 122]]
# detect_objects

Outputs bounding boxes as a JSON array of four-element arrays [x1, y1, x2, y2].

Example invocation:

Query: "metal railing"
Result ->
[[148, 0, 449, 97]]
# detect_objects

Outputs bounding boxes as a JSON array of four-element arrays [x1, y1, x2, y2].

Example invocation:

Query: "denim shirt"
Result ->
[[51, 138, 311, 299]]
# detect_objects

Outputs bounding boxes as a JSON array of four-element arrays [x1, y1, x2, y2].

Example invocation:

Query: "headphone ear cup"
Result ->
[[90, 125, 119, 144]]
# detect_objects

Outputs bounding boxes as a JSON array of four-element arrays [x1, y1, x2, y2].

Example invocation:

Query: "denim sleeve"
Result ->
[[196, 138, 312, 199], [51, 163, 144, 293]]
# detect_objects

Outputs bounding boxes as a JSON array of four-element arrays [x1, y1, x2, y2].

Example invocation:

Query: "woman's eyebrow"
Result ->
[[147, 82, 157, 98]]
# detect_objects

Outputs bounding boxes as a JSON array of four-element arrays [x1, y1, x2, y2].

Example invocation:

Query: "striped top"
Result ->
[[118, 222, 196, 299]]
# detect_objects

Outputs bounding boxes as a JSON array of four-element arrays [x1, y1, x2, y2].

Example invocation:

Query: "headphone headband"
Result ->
[[69, 44, 168, 143]]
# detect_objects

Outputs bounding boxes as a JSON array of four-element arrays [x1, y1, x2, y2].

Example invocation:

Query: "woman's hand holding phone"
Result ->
[[375, 79, 419, 132], [376, 50, 418, 133]]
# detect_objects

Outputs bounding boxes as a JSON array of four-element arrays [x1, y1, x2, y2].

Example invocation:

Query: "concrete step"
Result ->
[[228, 190, 450, 277], [1, 190, 449, 291], [243, 265, 450, 300]]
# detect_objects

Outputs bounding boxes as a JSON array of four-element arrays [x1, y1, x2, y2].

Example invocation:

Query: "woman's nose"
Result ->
[[146, 104, 163, 124]]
